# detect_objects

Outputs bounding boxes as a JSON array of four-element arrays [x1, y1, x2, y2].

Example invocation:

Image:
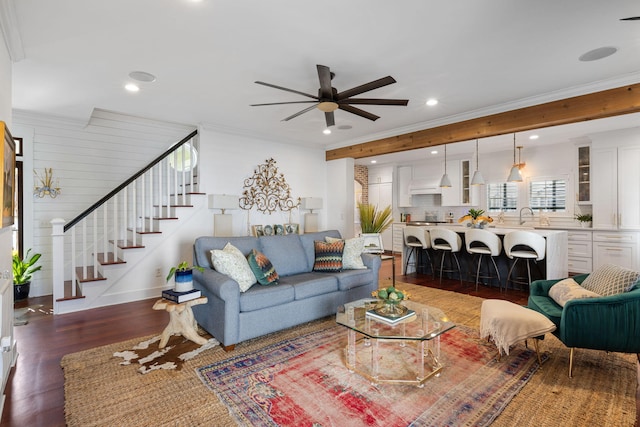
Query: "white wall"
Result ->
[[198, 125, 327, 236]]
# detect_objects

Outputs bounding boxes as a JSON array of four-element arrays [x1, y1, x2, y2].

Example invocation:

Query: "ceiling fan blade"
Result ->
[[251, 101, 317, 106], [282, 104, 319, 121], [336, 76, 397, 100], [325, 112, 335, 127], [255, 81, 319, 100], [317, 65, 333, 99], [338, 104, 380, 121], [339, 98, 408, 106]]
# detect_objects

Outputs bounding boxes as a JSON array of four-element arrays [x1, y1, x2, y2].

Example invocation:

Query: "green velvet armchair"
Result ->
[[528, 273, 640, 377]]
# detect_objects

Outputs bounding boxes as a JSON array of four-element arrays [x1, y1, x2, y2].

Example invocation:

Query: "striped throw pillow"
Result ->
[[313, 240, 345, 272]]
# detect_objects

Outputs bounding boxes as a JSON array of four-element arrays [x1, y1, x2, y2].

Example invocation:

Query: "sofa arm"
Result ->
[[361, 253, 382, 275], [193, 268, 240, 303], [530, 273, 590, 297], [560, 287, 640, 352]]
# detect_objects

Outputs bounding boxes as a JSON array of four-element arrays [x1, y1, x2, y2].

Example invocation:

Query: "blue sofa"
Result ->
[[191, 230, 381, 350]]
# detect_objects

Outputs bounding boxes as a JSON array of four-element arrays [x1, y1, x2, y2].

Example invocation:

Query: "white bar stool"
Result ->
[[465, 228, 502, 291], [430, 228, 463, 285], [503, 230, 546, 291], [403, 226, 433, 275]]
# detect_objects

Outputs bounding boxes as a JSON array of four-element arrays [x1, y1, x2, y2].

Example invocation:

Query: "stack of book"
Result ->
[[366, 308, 416, 324], [161, 288, 201, 303]]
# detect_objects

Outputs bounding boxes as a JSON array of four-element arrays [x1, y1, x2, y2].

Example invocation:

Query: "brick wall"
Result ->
[[354, 165, 368, 204]]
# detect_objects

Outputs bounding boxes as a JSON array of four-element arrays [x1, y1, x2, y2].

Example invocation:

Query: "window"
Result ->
[[529, 178, 567, 212], [487, 183, 518, 212]]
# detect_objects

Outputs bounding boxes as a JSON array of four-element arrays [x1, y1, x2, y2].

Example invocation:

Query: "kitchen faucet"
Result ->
[[519, 207, 534, 225]]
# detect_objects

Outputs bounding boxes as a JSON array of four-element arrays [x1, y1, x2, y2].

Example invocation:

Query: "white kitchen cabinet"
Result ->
[[567, 230, 592, 274], [368, 166, 393, 184], [576, 145, 591, 204], [368, 182, 393, 252], [591, 144, 640, 230], [592, 231, 638, 271], [397, 166, 412, 207], [441, 159, 478, 206]]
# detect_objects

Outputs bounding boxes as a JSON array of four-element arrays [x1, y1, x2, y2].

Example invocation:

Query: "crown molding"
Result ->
[[0, 0, 24, 62]]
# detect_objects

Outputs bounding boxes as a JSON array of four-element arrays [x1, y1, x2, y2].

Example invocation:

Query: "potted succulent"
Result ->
[[358, 203, 393, 253], [13, 249, 42, 301], [574, 213, 592, 228], [166, 261, 204, 292]]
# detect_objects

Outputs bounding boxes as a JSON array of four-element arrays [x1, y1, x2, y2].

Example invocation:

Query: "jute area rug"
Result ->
[[62, 283, 637, 426]]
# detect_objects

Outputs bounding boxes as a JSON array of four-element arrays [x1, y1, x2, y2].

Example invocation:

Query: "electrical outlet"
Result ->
[[155, 268, 162, 278]]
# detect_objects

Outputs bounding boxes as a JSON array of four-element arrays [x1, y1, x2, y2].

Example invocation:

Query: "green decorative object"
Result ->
[[372, 285, 410, 318], [358, 203, 393, 234]]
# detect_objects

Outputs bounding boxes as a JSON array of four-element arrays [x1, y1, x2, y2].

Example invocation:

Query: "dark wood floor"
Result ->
[[1, 259, 638, 426]]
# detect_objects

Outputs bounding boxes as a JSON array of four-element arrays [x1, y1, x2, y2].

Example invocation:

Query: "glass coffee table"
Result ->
[[336, 298, 455, 387]]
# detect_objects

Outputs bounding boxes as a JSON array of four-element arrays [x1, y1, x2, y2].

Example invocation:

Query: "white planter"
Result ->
[[361, 233, 384, 253], [174, 270, 194, 292]]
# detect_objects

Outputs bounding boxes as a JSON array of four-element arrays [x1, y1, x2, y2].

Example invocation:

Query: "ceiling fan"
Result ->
[[251, 64, 409, 128]]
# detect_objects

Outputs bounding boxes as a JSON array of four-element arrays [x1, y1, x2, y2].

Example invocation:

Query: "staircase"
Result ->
[[51, 130, 203, 314]]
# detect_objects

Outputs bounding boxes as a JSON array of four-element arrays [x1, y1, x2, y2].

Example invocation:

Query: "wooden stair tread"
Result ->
[[153, 216, 179, 220], [111, 239, 145, 249], [55, 280, 86, 302], [75, 266, 107, 282], [97, 253, 125, 265]]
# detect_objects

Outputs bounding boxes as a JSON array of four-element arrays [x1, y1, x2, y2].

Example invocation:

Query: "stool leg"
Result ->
[[439, 251, 446, 284], [490, 256, 501, 291], [526, 259, 532, 288], [475, 254, 482, 291], [404, 247, 415, 275], [452, 252, 462, 285], [506, 258, 519, 292]]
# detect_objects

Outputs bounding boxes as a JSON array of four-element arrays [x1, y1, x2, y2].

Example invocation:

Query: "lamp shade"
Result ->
[[471, 170, 485, 186], [439, 173, 452, 187], [208, 194, 239, 210], [300, 197, 323, 211], [507, 165, 523, 182]]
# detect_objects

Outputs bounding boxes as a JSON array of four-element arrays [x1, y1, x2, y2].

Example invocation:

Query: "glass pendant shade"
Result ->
[[440, 145, 451, 187]]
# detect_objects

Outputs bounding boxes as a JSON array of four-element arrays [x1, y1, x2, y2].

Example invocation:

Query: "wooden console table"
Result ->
[[152, 296, 209, 348]]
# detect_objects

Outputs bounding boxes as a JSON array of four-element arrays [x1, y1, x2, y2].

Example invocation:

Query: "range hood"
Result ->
[[408, 179, 442, 195]]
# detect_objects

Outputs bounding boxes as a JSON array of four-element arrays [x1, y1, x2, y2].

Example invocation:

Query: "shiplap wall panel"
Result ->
[[15, 109, 196, 297]]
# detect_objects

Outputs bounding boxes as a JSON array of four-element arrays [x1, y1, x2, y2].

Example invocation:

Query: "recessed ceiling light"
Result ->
[[128, 71, 157, 83], [323, 128, 331, 135], [426, 99, 438, 106], [431, 150, 438, 154], [579, 46, 617, 62], [529, 135, 539, 140], [125, 83, 140, 92], [370, 160, 377, 164]]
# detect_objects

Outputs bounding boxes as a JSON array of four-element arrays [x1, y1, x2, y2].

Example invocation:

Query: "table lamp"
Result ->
[[301, 197, 323, 233], [208, 194, 239, 237]]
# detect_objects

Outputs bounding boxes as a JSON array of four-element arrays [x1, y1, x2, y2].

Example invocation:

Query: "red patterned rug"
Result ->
[[197, 324, 545, 426]]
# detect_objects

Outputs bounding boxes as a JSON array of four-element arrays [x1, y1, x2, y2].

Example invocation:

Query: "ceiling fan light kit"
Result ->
[[251, 64, 409, 128]]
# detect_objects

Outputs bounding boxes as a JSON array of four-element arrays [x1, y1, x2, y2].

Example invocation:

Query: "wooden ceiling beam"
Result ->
[[325, 83, 640, 161]]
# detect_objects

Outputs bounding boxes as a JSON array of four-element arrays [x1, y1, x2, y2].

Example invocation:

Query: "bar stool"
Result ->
[[503, 230, 546, 291], [403, 226, 433, 275], [430, 228, 463, 285], [465, 228, 502, 291]]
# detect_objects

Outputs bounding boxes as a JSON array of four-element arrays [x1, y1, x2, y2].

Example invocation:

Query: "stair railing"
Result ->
[[51, 130, 199, 310]]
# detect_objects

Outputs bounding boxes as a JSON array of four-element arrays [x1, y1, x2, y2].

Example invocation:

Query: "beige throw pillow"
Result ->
[[326, 236, 366, 270], [581, 264, 640, 297], [548, 277, 601, 307], [210, 243, 257, 292]]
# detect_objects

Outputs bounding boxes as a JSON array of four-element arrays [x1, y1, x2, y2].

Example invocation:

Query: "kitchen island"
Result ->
[[401, 225, 568, 288]]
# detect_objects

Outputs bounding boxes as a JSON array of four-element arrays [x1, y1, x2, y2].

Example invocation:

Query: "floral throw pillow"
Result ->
[[548, 277, 601, 307], [210, 243, 256, 292], [313, 240, 345, 272], [247, 249, 279, 285]]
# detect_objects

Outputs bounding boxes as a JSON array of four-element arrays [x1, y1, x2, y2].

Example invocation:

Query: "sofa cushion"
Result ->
[[259, 234, 309, 276], [279, 273, 339, 300], [548, 278, 600, 307], [194, 236, 259, 268], [247, 249, 279, 285], [313, 240, 345, 272], [326, 236, 367, 270], [334, 269, 375, 291], [210, 243, 257, 292], [239, 283, 294, 312], [581, 264, 640, 296]]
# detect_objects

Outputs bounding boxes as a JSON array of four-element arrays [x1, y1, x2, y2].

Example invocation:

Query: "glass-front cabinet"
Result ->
[[577, 145, 590, 204], [461, 159, 471, 204]]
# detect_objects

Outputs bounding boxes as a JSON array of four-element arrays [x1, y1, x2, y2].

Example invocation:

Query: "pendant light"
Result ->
[[440, 144, 452, 187], [471, 139, 485, 185], [507, 133, 523, 182]]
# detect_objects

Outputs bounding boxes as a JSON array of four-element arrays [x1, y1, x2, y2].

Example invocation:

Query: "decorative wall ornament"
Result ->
[[34, 168, 61, 198], [239, 158, 300, 214]]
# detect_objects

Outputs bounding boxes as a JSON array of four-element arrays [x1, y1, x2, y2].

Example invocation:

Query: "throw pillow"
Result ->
[[313, 240, 345, 272], [210, 243, 256, 292], [247, 249, 279, 285], [581, 264, 640, 296], [548, 277, 601, 307], [326, 236, 366, 270]]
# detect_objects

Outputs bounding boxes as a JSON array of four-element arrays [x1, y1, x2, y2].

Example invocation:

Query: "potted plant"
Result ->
[[166, 261, 204, 292], [13, 249, 42, 301], [458, 208, 493, 228], [358, 203, 393, 253], [575, 213, 592, 228]]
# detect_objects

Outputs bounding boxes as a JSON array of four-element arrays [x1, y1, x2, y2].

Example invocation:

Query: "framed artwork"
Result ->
[[263, 224, 274, 236], [284, 223, 299, 235], [1, 124, 15, 228], [252, 225, 264, 237], [274, 224, 285, 235]]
